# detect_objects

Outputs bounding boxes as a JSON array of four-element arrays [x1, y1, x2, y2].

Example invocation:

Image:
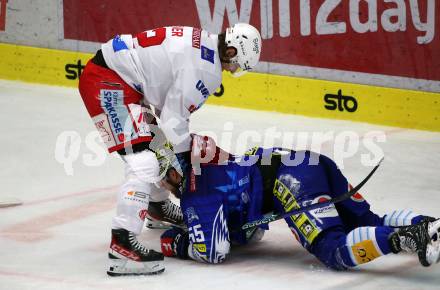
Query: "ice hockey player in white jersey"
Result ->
[[78, 23, 262, 276]]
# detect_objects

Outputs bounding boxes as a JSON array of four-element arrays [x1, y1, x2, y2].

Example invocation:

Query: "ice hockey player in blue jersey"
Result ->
[[158, 137, 440, 270]]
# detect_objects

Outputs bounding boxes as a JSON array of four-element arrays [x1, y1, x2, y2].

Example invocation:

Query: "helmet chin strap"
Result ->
[[221, 58, 249, 77]]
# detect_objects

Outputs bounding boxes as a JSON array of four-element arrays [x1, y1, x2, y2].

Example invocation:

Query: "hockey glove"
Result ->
[[160, 227, 190, 259]]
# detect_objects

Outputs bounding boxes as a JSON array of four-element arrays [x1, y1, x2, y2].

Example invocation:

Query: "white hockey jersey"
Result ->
[[101, 26, 222, 153]]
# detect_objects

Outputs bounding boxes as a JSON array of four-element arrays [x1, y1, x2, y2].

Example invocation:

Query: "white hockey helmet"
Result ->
[[225, 23, 262, 77]]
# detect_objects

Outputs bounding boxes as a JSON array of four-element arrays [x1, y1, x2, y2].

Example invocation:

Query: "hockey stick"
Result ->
[[241, 157, 384, 230], [0, 197, 23, 208]]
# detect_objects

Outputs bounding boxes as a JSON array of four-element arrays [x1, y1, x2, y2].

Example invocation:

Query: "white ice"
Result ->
[[0, 80, 439, 290]]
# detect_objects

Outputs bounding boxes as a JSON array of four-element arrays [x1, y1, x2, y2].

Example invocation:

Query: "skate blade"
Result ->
[[146, 220, 173, 230], [107, 267, 165, 276], [107, 259, 165, 276], [145, 219, 186, 230], [0, 198, 23, 208]]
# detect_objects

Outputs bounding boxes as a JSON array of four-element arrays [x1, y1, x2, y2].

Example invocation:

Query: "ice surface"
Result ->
[[0, 80, 439, 290]]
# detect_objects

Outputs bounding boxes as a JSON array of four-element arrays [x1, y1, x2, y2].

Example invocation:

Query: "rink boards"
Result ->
[[0, 42, 439, 132]]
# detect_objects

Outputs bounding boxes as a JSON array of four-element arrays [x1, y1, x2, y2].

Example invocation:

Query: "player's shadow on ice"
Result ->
[[227, 241, 440, 286], [227, 239, 319, 269], [348, 257, 440, 286]]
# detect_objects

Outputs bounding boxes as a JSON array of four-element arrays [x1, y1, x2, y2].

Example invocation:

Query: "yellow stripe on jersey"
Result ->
[[273, 179, 321, 244]]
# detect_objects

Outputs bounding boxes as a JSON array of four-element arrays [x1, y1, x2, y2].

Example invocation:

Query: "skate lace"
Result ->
[[400, 236, 418, 252], [128, 232, 150, 254], [162, 200, 183, 222]]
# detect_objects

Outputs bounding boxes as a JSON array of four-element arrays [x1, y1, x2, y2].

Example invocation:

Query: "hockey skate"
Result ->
[[107, 229, 165, 276], [145, 199, 185, 230], [390, 218, 440, 267], [425, 219, 440, 265]]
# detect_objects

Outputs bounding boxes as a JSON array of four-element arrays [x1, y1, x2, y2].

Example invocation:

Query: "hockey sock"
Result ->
[[383, 209, 429, 227], [339, 226, 395, 267]]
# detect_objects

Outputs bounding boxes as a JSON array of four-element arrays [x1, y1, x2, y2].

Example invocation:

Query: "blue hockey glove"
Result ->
[[160, 227, 190, 259]]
